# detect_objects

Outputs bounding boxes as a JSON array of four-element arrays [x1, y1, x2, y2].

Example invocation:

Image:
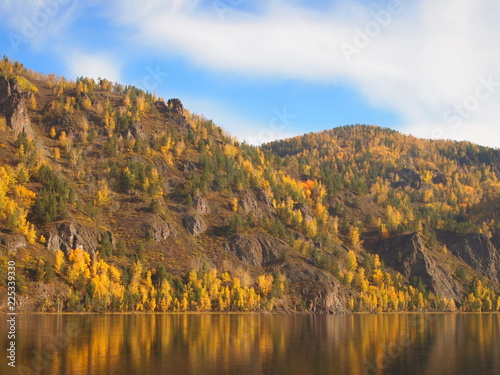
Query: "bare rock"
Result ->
[[226, 232, 288, 266], [0, 234, 27, 254], [280, 262, 353, 314], [293, 203, 314, 222], [124, 122, 146, 139], [182, 214, 207, 237], [155, 100, 168, 113], [378, 232, 461, 301], [238, 190, 259, 214], [181, 161, 196, 173], [194, 196, 211, 215], [492, 235, 500, 251], [143, 219, 176, 241], [438, 231, 500, 283], [46, 222, 99, 255], [0, 76, 34, 136], [167, 98, 184, 115], [252, 187, 273, 207]]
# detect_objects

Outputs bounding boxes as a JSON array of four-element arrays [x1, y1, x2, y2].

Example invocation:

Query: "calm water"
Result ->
[[1, 313, 499, 375]]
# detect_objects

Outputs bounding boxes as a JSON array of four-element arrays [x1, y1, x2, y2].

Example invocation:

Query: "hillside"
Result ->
[[1, 57, 499, 313]]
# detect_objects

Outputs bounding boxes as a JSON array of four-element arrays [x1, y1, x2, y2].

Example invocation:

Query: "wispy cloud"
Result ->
[[0, 0, 78, 52], [103, 0, 500, 147], [65, 52, 122, 83], [182, 96, 299, 145]]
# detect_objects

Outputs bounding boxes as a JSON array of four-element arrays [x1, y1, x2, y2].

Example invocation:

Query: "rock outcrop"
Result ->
[[226, 232, 288, 266], [167, 98, 184, 115], [293, 203, 314, 222], [492, 235, 500, 251], [377, 233, 461, 300], [279, 262, 352, 313], [143, 219, 176, 241], [182, 214, 207, 237], [252, 187, 273, 207], [46, 222, 99, 255], [237, 190, 259, 214], [438, 231, 500, 283], [122, 122, 146, 139], [0, 234, 27, 254], [0, 76, 34, 136], [194, 196, 211, 215]]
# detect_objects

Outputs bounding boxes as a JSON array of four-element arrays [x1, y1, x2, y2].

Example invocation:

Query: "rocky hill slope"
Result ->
[[0, 57, 499, 313]]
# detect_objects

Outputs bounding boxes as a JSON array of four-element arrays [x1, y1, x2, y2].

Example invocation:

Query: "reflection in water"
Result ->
[[1, 313, 499, 375]]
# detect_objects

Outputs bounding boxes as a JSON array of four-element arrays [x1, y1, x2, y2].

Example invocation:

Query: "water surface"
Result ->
[[1, 313, 499, 374]]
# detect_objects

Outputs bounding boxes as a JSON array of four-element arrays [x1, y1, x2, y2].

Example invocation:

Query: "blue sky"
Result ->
[[0, 0, 499, 147]]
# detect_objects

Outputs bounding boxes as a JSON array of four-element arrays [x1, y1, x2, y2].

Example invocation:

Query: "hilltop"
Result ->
[[0, 57, 499, 313]]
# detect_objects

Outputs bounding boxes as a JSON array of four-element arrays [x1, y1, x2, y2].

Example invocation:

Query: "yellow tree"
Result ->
[[257, 274, 274, 298], [54, 249, 65, 274], [349, 226, 361, 247], [345, 250, 358, 272]]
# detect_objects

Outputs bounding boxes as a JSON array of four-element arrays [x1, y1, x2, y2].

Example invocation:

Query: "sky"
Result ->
[[0, 0, 499, 147]]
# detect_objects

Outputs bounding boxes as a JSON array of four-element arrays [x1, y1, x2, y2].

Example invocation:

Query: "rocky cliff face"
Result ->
[[279, 262, 353, 314], [377, 233, 461, 300], [438, 231, 500, 283], [0, 76, 33, 136], [143, 217, 177, 242], [182, 214, 207, 237], [46, 222, 99, 255], [226, 232, 287, 266]]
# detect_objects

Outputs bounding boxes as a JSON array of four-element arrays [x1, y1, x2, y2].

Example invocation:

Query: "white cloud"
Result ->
[[182, 96, 299, 145], [1, 0, 78, 52], [104, 0, 500, 147], [65, 52, 122, 83]]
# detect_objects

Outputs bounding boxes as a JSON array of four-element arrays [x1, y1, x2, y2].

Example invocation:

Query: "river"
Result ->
[[1, 313, 499, 374]]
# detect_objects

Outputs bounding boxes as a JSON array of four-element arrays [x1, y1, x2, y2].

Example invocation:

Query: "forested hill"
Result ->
[[1, 57, 499, 313]]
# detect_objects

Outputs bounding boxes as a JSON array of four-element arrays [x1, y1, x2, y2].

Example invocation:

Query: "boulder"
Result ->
[[377, 232, 461, 301], [46, 222, 99, 255], [0, 76, 34, 136], [182, 214, 207, 237], [226, 232, 288, 266]]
